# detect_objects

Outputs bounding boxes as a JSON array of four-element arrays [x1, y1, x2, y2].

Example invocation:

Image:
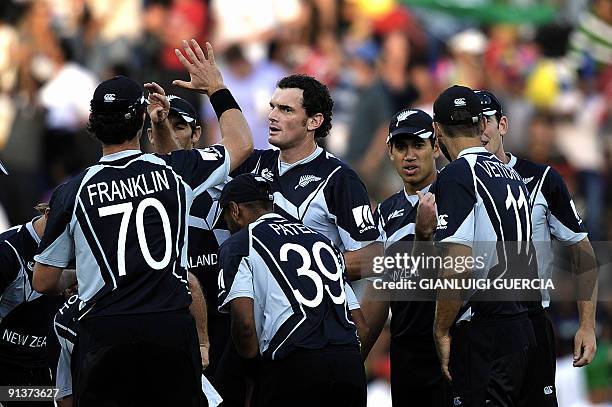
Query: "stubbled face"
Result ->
[[388, 135, 439, 188], [481, 114, 507, 156], [268, 88, 309, 149], [169, 114, 199, 150]]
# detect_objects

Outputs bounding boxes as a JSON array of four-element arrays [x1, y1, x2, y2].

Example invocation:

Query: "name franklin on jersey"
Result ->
[[86, 170, 171, 205]]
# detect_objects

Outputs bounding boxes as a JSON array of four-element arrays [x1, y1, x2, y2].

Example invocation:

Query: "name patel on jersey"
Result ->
[[268, 222, 316, 236], [477, 160, 522, 182], [86, 170, 171, 205], [2, 329, 47, 348]]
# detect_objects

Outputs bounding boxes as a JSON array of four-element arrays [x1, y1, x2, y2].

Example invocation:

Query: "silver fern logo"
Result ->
[[295, 175, 322, 189]]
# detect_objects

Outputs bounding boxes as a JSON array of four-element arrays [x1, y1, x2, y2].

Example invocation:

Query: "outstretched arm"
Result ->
[[173, 40, 253, 171]]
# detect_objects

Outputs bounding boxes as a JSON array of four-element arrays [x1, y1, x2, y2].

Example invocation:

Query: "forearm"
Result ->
[[231, 320, 259, 359], [151, 119, 180, 154], [212, 89, 254, 172], [434, 243, 471, 335], [572, 238, 598, 329], [230, 298, 259, 358], [188, 272, 209, 346], [344, 242, 383, 280], [359, 282, 389, 358]]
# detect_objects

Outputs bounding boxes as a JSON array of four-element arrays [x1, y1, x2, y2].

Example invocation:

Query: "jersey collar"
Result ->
[[256, 212, 284, 222], [404, 184, 431, 206], [506, 152, 517, 168], [99, 149, 142, 163], [277, 147, 323, 176], [457, 146, 489, 159]]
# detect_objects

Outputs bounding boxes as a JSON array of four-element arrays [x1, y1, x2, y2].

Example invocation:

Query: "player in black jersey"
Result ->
[[431, 85, 537, 407], [362, 109, 451, 406], [0, 204, 64, 407], [477, 89, 597, 406], [148, 94, 230, 379], [217, 73, 376, 406], [32, 40, 253, 406], [217, 174, 366, 407]]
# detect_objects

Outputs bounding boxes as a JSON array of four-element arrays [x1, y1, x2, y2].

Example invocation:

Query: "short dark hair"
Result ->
[[276, 74, 333, 139], [438, 122, 481, 139], [87, 105, 146, 145]]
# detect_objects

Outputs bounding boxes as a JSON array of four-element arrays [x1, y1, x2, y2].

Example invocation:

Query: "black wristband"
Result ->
[[209, 88, 241, 120]]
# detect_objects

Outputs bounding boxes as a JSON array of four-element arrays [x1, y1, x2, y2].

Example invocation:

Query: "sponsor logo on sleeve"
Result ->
[[352, 205, 375, 233]]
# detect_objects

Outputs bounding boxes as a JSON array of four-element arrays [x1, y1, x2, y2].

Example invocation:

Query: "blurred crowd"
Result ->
[[0, 0, 610, 405]]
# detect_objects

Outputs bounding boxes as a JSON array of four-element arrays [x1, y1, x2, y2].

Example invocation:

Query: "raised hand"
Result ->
[[415, 190, 437, 240], [173, 39, 225, 96], [144, 82, 169, 124]]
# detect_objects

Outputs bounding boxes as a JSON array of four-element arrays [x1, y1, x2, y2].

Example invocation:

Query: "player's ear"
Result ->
[[229, 201, 242, 222], [498, 116, 509, 137], [478, 115, 486, 135], [432, 138, 440, 159], [192, 126, 202, 145], [306, 113, 324, 132], [387, 142, 394, 159]]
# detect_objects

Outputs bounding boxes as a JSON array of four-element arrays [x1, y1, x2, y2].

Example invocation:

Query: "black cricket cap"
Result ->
[[387, 108, 434, 143], [167, 95, 197, 124], [90, 76, 146, 114], [219, 174, 273, 209], [433, 85, 482, 125], [475, 90, 503, 116]]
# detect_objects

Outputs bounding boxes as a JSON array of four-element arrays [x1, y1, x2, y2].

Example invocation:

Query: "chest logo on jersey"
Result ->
[[437, 214, 448, 230], [352, 205, 375, 233], [27, 261, 35, 272], [294, 175, 322, 189], [260, 168, 274, 182], [387, 209, 404, 221], [522, 176, 534, 185]]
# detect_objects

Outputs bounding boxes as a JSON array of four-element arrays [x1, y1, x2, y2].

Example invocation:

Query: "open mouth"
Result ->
[[269, 125, 281, 135], [403, 165, 418, 175]]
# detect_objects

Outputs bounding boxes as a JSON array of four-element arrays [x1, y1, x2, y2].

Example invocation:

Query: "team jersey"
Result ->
[[218, 213, 359, 360], [375, 185, 436, 340], [432, 147, 537, 321], [506, 153, 587, 307], [188, 190, 230, 317], [231, 147, 379, 252], [52, 294, 82, 400], [34, 146, 230, 319], [0, 220, 63, 367]]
